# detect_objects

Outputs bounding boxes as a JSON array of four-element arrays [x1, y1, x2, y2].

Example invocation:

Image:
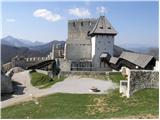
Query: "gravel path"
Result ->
[[1, 71, 118, 108], [48, 75, 118, 94]]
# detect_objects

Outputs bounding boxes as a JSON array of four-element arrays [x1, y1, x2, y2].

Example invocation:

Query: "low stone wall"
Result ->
[[1, 72, 13, 94], [120, 69, 159, 98], [59, 71, 108, 77], [129, 70, 159, 96]]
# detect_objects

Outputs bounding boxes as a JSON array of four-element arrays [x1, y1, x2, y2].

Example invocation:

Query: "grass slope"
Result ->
[[109, 72, 126, 83], [80, 72, 126, 84], [1, 88, 158, 119], [30, 71, 65, 89]]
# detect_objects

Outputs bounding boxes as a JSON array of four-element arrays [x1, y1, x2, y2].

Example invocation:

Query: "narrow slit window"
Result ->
[[81, 22, 83, 26], [73, 22, 76, 27]]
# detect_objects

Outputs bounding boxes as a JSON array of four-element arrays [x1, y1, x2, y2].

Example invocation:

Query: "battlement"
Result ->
[[25, 57, 51, 62], [68, 18, 96, 29], [68, 18, 97, 23], [68, 18, 97, 42]]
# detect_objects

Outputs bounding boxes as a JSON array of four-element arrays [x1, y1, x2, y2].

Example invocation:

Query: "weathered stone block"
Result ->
[[1, 72, 13, 94]]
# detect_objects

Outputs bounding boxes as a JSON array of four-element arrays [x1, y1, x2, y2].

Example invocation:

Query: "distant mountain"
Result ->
[[116, 44, 159, 59], [1, 44, 46, 64], [113, 45, 133, 57], [118, 43, 158, 53], [29, 40, 65, 54], [1, 36, 44, 47], [1, 38, 65, 64]]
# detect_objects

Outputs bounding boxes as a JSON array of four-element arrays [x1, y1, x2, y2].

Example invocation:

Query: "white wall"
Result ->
[[91, 36, 96, 59], [154, 60, 159, 71]]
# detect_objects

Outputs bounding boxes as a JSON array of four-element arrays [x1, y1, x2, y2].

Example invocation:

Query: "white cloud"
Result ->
[[96, 6, 107, 14], [33, 9, 61, 22], [6, 18, 16, 22], [68, 8, 91, 17]]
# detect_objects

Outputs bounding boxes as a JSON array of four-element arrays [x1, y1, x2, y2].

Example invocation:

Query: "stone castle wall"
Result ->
[[65, 43, 91, 60], [65, 19, 97, 60], [128, 70, 159, 96], [1, 72, 13, 93], [120, 69, 159, 98], [68, 19, 97, 43]]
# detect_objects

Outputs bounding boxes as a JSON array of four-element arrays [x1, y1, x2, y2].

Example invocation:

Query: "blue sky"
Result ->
[[1, 1, 158, 47]]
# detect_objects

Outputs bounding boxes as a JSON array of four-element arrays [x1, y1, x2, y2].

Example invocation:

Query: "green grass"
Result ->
[[80, 74, 109, 80], [1, 88, 158, 119], [109, 72, 126, 83], [30, 72, 65, 89], [80, 72, 126, 84]]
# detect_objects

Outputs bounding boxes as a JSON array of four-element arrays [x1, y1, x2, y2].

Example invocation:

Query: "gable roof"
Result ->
[[109, 57, 119, 64], [89, 16, 117, 36], [119, 51, 154, 68]]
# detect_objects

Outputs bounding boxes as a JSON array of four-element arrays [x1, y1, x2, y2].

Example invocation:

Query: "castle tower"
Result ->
[[51, 44, 55, 59], [89, 16, 117, 69]]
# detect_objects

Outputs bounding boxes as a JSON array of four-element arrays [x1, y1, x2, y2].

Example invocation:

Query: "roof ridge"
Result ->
[[89, 16, 117, 36]]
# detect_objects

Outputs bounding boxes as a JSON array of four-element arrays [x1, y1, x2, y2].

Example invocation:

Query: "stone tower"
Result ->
[[89, 16, 117, 69], [65, 18, 97, 60], [51, 44, 55, 59]]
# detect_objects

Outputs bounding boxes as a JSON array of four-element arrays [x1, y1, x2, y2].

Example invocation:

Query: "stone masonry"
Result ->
[[120, 69, 159, 98]]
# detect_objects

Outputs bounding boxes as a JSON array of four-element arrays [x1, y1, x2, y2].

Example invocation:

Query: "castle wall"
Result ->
[[65, 43, 91, 60], [68, 19, 96, 43], [59, 59, 71, 71], [120, 69, 159, 98], [65, 19, 97, 60], [128, 70, 159, 97]]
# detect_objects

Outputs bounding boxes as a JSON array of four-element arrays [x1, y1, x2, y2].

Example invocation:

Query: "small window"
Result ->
[[108, 41, 111, 43], [108, 27, 111, 29], [81, 22, 83, 26], [100, 26, 103, 29], [98, 41, 101, 43], [122, 82, 127, 86]]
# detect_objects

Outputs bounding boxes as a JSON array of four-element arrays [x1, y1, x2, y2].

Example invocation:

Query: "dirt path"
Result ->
[[1, 71, 118, 108]]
